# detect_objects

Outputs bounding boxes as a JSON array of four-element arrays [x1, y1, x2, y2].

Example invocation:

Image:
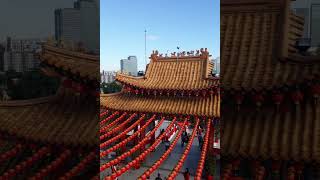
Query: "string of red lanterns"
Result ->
[[195, 119, 211, 179], [30, 149, 71, 180], [0, 144, 23, 164], [0, 147, 50, 179], [221, 163, 232, 179], [100, 112, 128, 133], [62, 78, 96, 95], [100, 117, 167, 172], [90, 175, 99, 180], [100, 113, 137, 141], [100, 110, 109, 118], [59, 151, 97, 179], [105, 117, 184, 180], [100, 114, 147, 148], [166, 118, 200, 180], [100, 111, 119, 126], [121, 82, 218, 98], [138, 120, 187, 179]]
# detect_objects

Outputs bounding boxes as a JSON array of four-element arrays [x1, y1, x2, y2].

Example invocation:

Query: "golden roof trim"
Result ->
[[101, 93, 220, 118], [40, 45, 99, 80], [43, 44, 99, 62]]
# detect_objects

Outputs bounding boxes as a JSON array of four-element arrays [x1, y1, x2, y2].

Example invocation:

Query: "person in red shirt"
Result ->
[[183, 168, 190, 180]]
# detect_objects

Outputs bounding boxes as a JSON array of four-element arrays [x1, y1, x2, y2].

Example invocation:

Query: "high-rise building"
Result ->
[[291, 0, 320, 46], [213, 57, 220, 75], [101, 71, 116, 83], [55, 8, 81, 45], [120, 56, 138, 76], [55, 0, 99, 53], [3, 37, 42, 72], [0, 45, 5, 72]]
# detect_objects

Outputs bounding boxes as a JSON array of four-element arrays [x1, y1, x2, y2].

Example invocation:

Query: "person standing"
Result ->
[[155, 173, 162, 180], [181, 131, 186, 147], [198, 131, 203, 150], [183, 168, 190, 180]]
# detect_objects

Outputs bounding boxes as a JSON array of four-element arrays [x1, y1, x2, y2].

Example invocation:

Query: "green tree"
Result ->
[[102, 82, 122, 94], [6, 70, 60, 100]]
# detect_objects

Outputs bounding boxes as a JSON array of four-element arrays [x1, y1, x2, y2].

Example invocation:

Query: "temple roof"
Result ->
[[222, 101, 320, 162], [0, 95, 98, 147], [100, 93, 220, 117], [116, 49, 218, 91], [39, 44, 99, 81], [221, 0, 320, 91]]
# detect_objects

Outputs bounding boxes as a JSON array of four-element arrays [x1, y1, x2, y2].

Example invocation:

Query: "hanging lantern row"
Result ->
[[62, 78, 99, 97], [100, 113, 137, 141], [100, 110, 109, 118], [167, 118, 200, 180], [286, 163, 303, 180], [100, 117, 168, 172], [195, 119, 211, 179], [100, 114, 146, 145], [100, 111, 119, 126], [59, 151, 96, 179], [0, 144, 23, 164], [0, 147, 50, 179], [225, 84, 320, 109], [222, 159, 306, 179], [100, 112, 128, 133], [90, 175, 99, 180], [139, 120, 187, 180], [30, 149, 71, 180], [101, 116, 163, 157], [121, 84, 218, 98], [107, 117, 186, 180], [100, 115, 154, 149]]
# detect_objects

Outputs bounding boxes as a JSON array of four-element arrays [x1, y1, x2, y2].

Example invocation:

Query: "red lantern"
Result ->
[[235, 93, 244, 105], [271, 161, 281, 172], [253, 93, 264, 106], [63, 79, 72, 88], [201, 90, 207, 97], [291, 90, 303, 104], [311, 84, 320, 97]]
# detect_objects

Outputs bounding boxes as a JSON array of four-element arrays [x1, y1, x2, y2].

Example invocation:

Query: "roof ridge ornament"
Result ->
[[151, 50, 159, 60], [151, 48, 210, 60], [200, 48, 209, 59]]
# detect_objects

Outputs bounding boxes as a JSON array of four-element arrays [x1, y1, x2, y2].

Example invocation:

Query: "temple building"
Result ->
[[100, 49, 220, 179], [221, 0, 320, 179], [0, 41, 99, 179]]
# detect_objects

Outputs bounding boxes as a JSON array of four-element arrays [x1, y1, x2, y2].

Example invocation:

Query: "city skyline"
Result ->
[[101, 0, 220, 71], [0, 0, 76, 41]]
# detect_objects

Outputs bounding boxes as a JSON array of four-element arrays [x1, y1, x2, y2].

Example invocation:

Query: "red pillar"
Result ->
[[133, 124, 138, 145], [140, 118, 146, 153], [121, 136, 126, 153], [150, 119, 156, 145]]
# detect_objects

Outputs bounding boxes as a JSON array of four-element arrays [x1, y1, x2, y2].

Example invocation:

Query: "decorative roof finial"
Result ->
[[196, 50, 200, 56]]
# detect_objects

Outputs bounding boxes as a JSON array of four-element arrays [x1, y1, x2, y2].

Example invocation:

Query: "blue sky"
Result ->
[[101, 0, 220, 71]]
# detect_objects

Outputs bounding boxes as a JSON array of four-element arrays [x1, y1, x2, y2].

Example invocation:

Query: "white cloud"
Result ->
[[146, 35, 160, 41]]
